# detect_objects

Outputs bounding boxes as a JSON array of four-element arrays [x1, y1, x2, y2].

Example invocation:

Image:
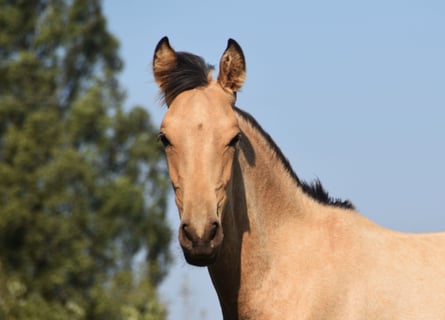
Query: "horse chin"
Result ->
[[183, 249, 219, 267]]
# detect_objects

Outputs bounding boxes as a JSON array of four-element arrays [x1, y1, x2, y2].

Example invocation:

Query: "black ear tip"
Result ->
[[225, 38, 245, 64], [155, 36, 171, 52], [153, 36, 175, 68], [156, 36, 170, 49], [227, 38, 241, 50], [160, 36, 169, 44]]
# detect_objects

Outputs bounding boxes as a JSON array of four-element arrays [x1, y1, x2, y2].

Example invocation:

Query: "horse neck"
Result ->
[[229, 110, 309, 235], [208, 111, 312, 317]]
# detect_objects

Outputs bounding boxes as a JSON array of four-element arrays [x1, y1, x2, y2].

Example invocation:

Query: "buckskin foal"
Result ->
[[152, 37, 445, 320]]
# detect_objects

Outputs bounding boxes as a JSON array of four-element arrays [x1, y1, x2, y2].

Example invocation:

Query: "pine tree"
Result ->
[[0, 1, 171, 318]]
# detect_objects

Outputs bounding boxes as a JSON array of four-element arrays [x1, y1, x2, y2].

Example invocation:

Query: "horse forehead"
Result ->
[[164, 86, 236, 129]]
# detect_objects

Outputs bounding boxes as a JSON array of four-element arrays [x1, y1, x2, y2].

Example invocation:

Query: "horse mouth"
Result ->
[[182, 247, 220, 267], [184, 253, 218, 266]]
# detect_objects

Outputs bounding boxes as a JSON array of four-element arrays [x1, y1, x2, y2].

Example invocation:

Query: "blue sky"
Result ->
[[104, 1, 444, 319]]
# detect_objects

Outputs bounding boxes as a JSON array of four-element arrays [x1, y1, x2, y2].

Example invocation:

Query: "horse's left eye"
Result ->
[[228, 133, 241, 147]]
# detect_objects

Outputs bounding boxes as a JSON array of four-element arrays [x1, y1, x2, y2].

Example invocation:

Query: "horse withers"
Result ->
[[152, 37, 445, 320]]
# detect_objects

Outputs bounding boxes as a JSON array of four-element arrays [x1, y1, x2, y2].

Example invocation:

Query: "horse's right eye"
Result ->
[[158, 133, 172, 147]]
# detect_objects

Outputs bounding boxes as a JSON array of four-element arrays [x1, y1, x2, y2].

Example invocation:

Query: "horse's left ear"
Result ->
[[217, 39, 246, 93]]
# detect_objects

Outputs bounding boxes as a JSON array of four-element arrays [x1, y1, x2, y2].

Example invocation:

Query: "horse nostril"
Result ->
[[209, 221, 219, 241], [182, 223, 194, 242]]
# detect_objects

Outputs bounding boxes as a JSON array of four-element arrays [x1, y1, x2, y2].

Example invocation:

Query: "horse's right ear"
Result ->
[[217, 39, 246, 93], [153, 37, 177, 91]]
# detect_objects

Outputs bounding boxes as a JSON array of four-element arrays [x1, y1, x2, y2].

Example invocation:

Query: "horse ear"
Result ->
[[153, 37, 177, 90], [217, 39, 246, 93]]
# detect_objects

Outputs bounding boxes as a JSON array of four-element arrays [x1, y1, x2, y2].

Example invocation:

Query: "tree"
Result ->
[[0, 0, 172, 318]]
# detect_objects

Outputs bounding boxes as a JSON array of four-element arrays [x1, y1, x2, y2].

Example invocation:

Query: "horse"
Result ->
[[152, 37, 445, 319]]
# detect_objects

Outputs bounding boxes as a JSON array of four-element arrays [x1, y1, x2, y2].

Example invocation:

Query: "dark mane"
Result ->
[[234, 107, 355, 210], [157, 51, 214, 106]]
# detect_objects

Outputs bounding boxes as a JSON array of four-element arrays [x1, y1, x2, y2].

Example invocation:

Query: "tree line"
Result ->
[[0, 1, 171, 319]]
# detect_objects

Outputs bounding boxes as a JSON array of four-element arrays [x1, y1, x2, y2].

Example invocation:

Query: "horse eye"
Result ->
[[158, 133, 171, 147], [228, 133, 241, 147]]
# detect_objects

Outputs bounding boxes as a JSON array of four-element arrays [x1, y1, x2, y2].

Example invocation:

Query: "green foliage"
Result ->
[[0, 0, 171, 319]]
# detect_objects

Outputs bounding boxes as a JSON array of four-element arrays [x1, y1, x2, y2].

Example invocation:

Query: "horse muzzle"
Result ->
[[178, 219, 223, 266]]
